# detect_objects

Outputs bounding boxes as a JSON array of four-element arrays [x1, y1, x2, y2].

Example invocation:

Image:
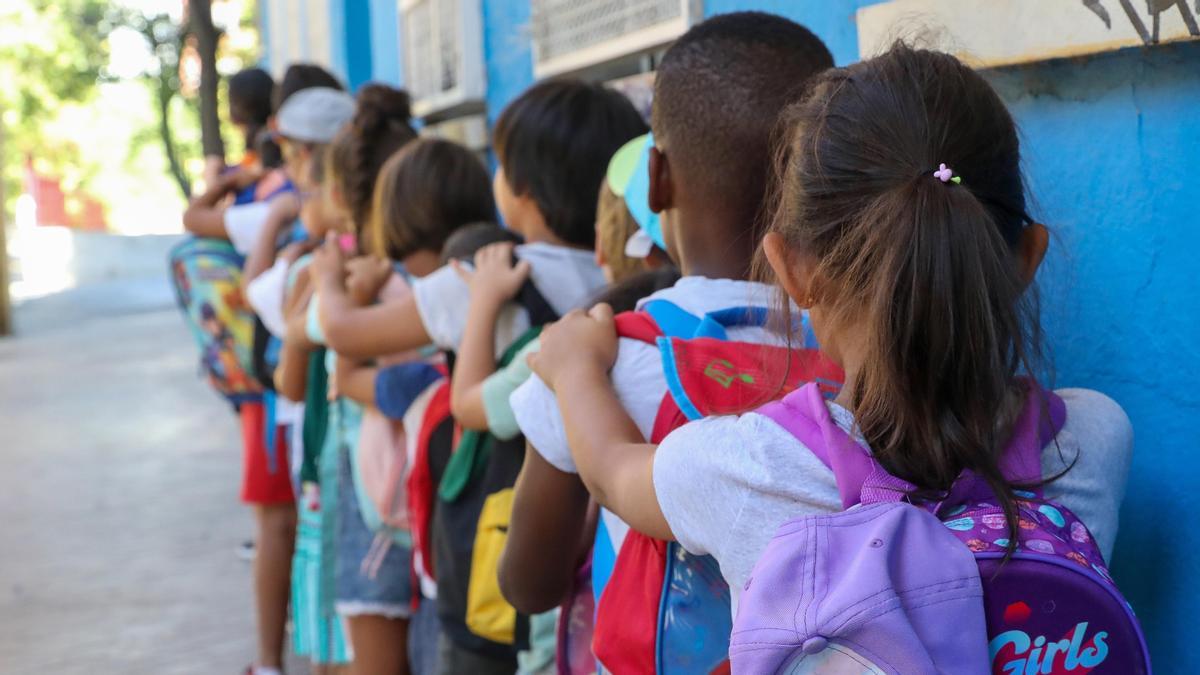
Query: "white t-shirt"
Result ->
[[412, 242, 606, 354], [222, 201, 272, 254], [653, 389, 1134, 611], [245, 258, 290, 339], [510, 276, 784, 553]]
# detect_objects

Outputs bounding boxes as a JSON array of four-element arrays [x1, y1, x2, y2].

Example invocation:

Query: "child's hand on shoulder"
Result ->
[[528, 303, 618, 392], [345, 255, 392, 306], [452, 242, 531, 309], [310, 233, 348, 288]]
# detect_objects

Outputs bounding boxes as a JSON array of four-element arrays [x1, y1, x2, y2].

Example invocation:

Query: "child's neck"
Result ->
[[673, 208, 757, 281]]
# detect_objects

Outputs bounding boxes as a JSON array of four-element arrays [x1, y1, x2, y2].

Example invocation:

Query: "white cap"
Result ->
[[275, 87, 355, 143]]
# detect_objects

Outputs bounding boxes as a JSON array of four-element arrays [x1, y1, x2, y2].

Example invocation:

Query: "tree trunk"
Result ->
[[189, 0, 224, 161], [157, 71, 192, 199]]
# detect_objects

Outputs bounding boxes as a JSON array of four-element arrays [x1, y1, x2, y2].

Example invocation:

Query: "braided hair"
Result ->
[[327, 84, 417, 236]]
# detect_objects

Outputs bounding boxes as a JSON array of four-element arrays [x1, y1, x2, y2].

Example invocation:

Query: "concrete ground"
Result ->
[[0, 270, 306, 673]]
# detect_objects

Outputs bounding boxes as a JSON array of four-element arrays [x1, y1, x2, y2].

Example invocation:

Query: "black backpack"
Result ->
[[432, 280, 558, 660]]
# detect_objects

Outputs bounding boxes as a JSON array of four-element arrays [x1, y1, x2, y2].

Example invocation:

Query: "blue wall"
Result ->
[[368, 0, 403, 86], [481, 0, 535, 126], [990, 42, 1200, 668], [328, 0, 374, 90]]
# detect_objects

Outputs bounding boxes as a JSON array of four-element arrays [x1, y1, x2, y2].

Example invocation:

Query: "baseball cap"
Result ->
[[729, 502, 989, 674], [274, 87, 355, 144], [606, 133, 664, 253]]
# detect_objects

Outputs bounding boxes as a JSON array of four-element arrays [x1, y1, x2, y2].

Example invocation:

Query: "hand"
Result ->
[[226, 166, 264, 191], [310, 233, 348, 289], [345, 255, 393, 306], [528, 303, 618, 392], [452, 242, 532, 308]]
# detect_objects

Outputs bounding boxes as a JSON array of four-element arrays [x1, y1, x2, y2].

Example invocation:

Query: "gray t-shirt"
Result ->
[[653, 388, 1133, 612]]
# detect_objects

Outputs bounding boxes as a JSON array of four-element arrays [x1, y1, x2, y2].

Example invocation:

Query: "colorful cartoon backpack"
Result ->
[[168, 236, 262, 409], [591, 300, 843, 675], [434, 280, 560, 660], [731, 381, 1151, 675]]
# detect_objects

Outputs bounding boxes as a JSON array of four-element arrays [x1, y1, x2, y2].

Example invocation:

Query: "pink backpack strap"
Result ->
[[757, 381, 1068, 509]]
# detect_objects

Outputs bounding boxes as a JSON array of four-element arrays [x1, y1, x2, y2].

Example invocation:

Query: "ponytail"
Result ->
[[327, 84, 417, 236], [770, 44, 1044, 553]]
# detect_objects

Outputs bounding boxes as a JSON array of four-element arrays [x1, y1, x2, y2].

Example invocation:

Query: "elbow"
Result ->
[[498, 551, 570, 615], [449, 391, 489, 432]]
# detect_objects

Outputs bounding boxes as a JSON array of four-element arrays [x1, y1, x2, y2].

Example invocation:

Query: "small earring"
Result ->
[[804, 295, 815, 308]]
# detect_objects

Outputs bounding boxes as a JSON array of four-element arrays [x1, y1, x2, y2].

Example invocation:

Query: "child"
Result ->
[[239, 87, 355, 675], [527, 42, 1134, 648], [300, 83, 419, 675], [501, 14, 834, 672]]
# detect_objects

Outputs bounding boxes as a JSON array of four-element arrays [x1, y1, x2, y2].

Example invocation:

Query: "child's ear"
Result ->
[[648, 147, 672, 214], [763, 232, 816, 309], [1018, 222, 1049, 288]]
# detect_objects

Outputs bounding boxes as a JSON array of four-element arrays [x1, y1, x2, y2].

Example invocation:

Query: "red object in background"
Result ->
[[23, 156, 108, 231]]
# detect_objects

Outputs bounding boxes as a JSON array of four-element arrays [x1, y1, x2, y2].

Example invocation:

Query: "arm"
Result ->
[[499, 446, 592, 613], [449, 243, 531, 431], [182, 170, 257, 237], [529, 305, 674, 541], [275, 266, 315, 402], [242, 193, 301, 289], [310, 236, 433, 360], [275, 339, 312, 402], [335, 356, 377, 407]]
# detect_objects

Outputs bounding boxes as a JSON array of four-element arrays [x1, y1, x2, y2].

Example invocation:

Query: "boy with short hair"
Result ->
[[499, 11, 835, 671]]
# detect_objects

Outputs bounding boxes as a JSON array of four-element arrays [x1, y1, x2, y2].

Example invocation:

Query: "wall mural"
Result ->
[[1083, 0, 1199, 44], [858, 0, 1200, 66]]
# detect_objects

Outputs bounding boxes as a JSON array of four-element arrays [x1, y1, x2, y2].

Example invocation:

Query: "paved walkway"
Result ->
[[0, 276, 304, 673]]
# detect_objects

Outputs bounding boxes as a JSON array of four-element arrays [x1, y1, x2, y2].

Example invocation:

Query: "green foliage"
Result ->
[[0, 0, 117, 219]]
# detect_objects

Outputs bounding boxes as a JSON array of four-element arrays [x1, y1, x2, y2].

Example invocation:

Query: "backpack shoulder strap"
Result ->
[[515, 277, 559, 326], [756, 383, 888, 509], [758, 382, 1071, 510]]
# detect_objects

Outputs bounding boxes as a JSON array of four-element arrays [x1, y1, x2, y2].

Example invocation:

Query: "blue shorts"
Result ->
[[334, 445, 414, 618]]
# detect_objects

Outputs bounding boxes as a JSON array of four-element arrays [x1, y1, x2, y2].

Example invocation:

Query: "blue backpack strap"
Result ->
[[641, 299, 769, 340]]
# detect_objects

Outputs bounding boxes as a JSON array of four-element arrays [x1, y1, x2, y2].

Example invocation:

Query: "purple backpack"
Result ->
[[731, 382, 1150, 674]]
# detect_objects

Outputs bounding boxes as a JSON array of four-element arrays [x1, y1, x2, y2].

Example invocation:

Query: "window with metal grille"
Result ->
[[531, 0, 699, 77], [400, 0, 485, 118]]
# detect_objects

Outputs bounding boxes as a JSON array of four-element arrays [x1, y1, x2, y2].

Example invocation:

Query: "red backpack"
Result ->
[[590, 300, 842, 674]]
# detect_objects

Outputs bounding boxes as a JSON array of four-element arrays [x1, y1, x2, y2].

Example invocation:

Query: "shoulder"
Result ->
[[1057, 388, 1133, 451], [655, 411, 832, 489]]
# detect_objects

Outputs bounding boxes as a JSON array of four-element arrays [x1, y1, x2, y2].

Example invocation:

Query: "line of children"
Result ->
[[523, 30, 1141, 675], [178, 11, 1143, 673]]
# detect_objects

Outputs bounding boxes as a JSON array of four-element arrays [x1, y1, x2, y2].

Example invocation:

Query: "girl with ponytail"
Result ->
[[525, 44, 1133, 614], [303, 83, 420, 675]]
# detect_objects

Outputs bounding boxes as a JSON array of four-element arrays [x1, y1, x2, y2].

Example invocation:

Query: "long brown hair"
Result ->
[[327, 84, 416, 236], [769, 44, 1045, 549]]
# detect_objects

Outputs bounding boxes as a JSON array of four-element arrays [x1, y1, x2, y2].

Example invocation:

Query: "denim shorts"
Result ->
[[334, 444, 414, 618]]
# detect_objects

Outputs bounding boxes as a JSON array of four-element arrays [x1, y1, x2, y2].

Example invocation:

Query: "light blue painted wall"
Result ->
[[327, 0, 374, 90], [369, 0, 404, 86], [989, 41, 1200, 668], [481, 0, 535, 127]]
